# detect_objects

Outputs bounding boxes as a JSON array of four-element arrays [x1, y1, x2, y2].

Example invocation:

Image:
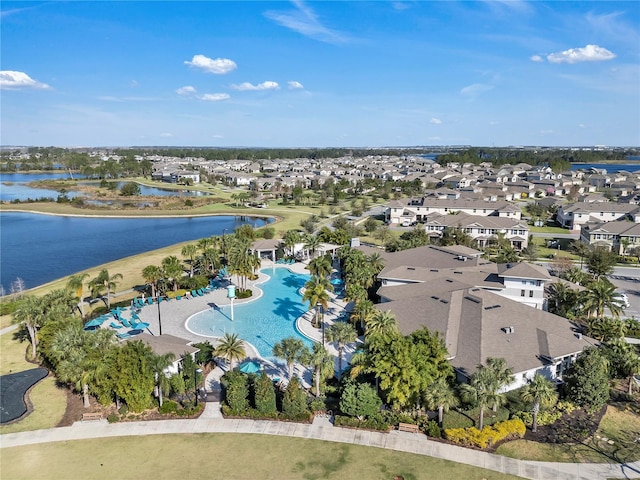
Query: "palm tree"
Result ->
[[282, 230, 301, 257], [303, 234, 321, 260], [520, 374, 558, 432], [366, 309, 399, 340], [308, 254, 332, 279], [546, 282, 579, 319], [328, 322, 357, 379], [161, 256, 184, 292], [302, 276, 332, 327], [351, 299, 375, 332], [273, 337, 308, 380], [13, 295, 47, 359], [486, 357, 514, 412], [213, 333, 246, 371], [150, 352, 176, 408], [423, 378, 459, 426], [181, 244, 198, 278], [88, 269, 123, 309], [582, 278, 624, 318], [66, 273, 90, 318], [197, 236, 214, 253], [307, 343, 334, 397], [367, 253, 385, 280], [227, 237, 253, 290], [459, 366, 496, 430], [142, 265, 163, 298]]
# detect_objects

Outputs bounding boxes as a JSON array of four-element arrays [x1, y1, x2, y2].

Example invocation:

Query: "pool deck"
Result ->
[[122, 259, 359, 389]]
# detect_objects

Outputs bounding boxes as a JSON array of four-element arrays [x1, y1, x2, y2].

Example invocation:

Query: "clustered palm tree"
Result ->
[[213, 333, 246, 371], [88, 269, 123, 309]]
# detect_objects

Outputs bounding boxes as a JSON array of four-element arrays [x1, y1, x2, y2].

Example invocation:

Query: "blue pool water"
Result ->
[[186, 268, 314, 359]]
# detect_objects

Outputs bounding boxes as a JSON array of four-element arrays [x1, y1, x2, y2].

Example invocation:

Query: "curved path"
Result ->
[[1, 402, 638, 480]]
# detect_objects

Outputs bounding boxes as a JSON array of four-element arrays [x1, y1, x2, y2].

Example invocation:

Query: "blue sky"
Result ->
[[1, 1, 639, 148]]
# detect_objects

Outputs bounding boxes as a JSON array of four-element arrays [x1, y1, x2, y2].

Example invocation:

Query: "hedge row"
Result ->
[[444, 419, 526, 449]]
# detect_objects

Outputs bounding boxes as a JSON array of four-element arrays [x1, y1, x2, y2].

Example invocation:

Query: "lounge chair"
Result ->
[[116, 332, 131, 339], [176, 295, 181, 301], [120, 318, 132, 328], [109, 322, 122, 329]]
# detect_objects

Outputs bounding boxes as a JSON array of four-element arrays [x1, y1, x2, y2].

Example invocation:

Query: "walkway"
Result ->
[[1, 402, 638, 480]]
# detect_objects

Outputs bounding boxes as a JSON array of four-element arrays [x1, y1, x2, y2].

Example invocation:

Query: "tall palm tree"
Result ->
[[181, 244, 198, 278], [273, 337, 308, 380], [13, 295, 47, 359], [227, 236, 253, 290], [150, 352, 176, 407], [366, 310, 399, 340], [197, 247, 221, 276], [459, 366, 496, 430], [308, 254, 332, 279], [423, 378, 459, 426], [161, 256, 184, 292], [213, 333, 246, 371], [303, 234, 321, 260], [307, 343, 334, 397], [367, 253, 385, 280], [197, 236, 214, 253], [66, 273, 90, 318], [582, 278, 624, 318], [486, 357, 514, 411], [282, 230, 301, 257], [546, 282, 579, 319], [520, 374, 558, 432], [88, 269, 123, 310], [302, 276, 332, 327], [351, 299, 375, 332], [142, 265, 163, 298], [328, 322, 357, 379]]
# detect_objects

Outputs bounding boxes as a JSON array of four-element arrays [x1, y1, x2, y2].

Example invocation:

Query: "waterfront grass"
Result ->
[[0, 331, 33, 375], [0, 376, 66, 434], [0, 433, 522, 480]]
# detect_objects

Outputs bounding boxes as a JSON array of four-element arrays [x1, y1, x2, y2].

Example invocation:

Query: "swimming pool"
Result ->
[[186, 268, 314, 359]]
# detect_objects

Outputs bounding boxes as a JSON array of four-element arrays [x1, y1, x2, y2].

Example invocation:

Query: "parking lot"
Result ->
[[609, 273, 640, 321]]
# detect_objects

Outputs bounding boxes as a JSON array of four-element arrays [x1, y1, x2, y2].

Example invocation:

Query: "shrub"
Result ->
[[282, 377, 310, 418], [417, 418, 442, 438], [444, 419, 526, 449], [236, 289, 253, 299], [118, 404, 129, 416], [107, 413, 120, 424], [333, 414, 390, 432], [158, 399, 179, 415], [309, 398, 327, 413]]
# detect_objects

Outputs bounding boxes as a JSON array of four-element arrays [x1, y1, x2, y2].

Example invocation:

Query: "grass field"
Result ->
[[0, 433, 522, 480]]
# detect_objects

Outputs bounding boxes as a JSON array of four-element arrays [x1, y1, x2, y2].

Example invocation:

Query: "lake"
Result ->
[[1, 173, 211, 202], [570, 162, 640, 173], [0, 212, 270, 292]]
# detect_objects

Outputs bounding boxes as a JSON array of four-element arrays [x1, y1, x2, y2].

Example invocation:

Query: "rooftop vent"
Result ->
[[576, 333, 583, 340], [465, 296, 481, 304], [502, 326, 515, 334], [407, 267, 416, 271], [440, 299, 449, 304], [485, 305, 502, 310], [431, 295, 439, 300]]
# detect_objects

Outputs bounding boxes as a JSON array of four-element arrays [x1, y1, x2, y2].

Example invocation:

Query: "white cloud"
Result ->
[[176, 85, 197, 96], [198, 93, 230, 101], [264, 1, 348, 44], [547, 44, 616, 64], [430, 117, 442, 124], [489, 121, 500, 125], [530, 54, 543, 62], [460, 83, 494, 96], [212, 134, 224, 139], [231, 81, 280, 91], [0, 70, 50, 90], [287, 81, 304, 90], [160, 133, 173, 138], [130, 80, 139, 87], [184, 54, 237, 74]]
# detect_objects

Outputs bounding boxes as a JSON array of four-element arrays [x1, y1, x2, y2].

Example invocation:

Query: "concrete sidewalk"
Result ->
[[1, 403, 638, 480]]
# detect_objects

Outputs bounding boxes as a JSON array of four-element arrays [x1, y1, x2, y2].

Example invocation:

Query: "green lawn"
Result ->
[[0, 433, 522, 480]]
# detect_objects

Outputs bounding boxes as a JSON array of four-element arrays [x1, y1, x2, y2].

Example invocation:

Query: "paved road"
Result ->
[[1, 404, 638, 480]]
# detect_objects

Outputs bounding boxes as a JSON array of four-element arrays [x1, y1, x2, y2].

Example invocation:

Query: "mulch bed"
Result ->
[[523, 405, 607, 444]]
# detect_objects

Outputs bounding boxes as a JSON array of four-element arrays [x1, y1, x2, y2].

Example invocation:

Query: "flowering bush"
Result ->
[[444, 419, 526, 449]]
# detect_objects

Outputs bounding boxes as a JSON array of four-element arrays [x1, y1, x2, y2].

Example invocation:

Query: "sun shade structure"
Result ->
[[238, 360, 261, 374]]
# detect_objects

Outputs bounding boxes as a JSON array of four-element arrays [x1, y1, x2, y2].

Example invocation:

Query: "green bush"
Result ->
[[309, 398, 327, 413], [417, 417, 442, 438], [333, 414, 390, 432], [118, 404, 129, 416], [235, 289, 253, 299], [441, 410, 475, 429], [158, 400, 179, 414], [107, 413, 120, 424]]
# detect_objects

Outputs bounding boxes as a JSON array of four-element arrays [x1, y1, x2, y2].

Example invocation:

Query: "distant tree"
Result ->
[[586, 247, 617, 279], [120, 182, 141, 196], [273, 337, 308, 380]]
